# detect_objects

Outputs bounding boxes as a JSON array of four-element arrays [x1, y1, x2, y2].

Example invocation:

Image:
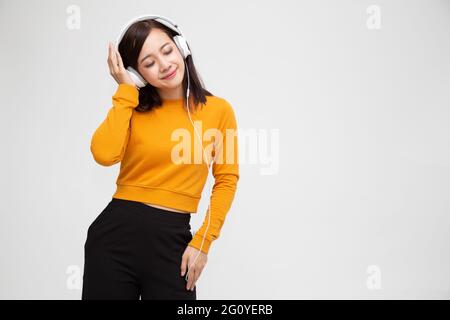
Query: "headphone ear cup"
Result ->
[[126, 66, 147, 88], [173, 35, 191, 59]]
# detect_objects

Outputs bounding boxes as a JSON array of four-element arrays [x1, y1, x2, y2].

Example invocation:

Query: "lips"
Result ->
[[162, 68, 177, 80]]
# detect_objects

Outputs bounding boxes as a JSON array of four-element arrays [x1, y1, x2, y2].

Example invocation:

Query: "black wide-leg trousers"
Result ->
[[82, 197, 196, 300]]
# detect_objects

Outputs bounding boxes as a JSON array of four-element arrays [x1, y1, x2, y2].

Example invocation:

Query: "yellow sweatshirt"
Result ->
[[90, 83, 239, 254]]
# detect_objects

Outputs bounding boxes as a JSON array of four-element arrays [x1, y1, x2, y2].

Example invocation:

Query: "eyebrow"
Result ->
[[140, 42, 171, 64]]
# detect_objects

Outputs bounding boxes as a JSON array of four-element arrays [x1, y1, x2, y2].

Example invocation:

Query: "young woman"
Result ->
[[82, 16, 240, 300]]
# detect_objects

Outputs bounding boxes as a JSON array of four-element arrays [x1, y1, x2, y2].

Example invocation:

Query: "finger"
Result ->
[[181, 254, 187, 277], [109, 43, 119, 74], [197, 264, 204, 281], [191, 271, 198, 291], [108, 43, 119, 74], [115, 46, 125, 70], [187, 266, 196, 291], [192, 265, 203, 290], [107, 43, 119, 82], [186, 257, 195, 289], [107, 43, 114, 71], [185, 263, 192, 288]]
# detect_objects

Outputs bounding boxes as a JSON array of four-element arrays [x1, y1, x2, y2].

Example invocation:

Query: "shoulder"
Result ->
[[204, 95, 238, 130], [204, 95, 236, 117]]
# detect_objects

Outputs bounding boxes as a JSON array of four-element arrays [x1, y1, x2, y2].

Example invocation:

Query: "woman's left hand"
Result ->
[[181, 245, 208, 291]]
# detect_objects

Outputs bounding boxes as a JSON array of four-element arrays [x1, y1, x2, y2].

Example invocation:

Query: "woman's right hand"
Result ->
[[107, 42, 137, 88]]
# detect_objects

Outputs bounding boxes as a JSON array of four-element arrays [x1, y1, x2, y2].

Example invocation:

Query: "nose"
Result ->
[[160, 59, 171, 73]]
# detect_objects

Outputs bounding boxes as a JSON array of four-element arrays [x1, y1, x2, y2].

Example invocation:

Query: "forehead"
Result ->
[[141, 28, 172, 54]]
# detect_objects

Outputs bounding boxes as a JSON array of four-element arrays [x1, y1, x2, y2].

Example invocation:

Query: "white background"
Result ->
[[0, 0, 449, 299]]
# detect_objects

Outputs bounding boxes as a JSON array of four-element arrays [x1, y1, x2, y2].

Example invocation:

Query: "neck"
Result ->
[[157, 85, 184, 100]]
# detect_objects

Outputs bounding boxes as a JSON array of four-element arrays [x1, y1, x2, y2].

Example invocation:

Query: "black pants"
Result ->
[[82, 198, 196, 300]]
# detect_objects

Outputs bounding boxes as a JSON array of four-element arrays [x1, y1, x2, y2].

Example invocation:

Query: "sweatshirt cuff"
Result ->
[[188, 233, 212, 255], [113, 83, 139, 107]]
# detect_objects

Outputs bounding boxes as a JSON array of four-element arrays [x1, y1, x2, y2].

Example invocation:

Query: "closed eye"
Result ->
[[145, 49, 173, 68]]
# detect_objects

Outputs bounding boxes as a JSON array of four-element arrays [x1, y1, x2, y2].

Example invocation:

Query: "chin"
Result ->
[[164, 76, 183, 88]]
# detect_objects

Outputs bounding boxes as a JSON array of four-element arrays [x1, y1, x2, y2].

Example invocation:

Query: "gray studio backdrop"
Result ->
[[0, 0, 449, 299]]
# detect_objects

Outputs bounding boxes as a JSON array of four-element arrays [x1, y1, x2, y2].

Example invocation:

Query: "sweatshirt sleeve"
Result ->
[[188, 99, 240, 254], [90, 83, 139, 166]]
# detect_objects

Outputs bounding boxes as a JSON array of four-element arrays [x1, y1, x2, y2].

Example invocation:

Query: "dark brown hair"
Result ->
[[117, 19, 213, 113]]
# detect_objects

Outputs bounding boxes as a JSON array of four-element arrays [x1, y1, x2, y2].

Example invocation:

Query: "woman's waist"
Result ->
[[109, 198, 192, 226], [141, 202, 190, 214], [112, 184, 201, 214]]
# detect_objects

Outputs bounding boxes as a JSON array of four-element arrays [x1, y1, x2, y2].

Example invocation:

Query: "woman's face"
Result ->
[[136, 28, 185, 91]]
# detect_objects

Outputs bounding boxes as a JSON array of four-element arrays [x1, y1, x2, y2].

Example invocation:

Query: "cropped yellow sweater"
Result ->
[[90, 83, 239, 254]]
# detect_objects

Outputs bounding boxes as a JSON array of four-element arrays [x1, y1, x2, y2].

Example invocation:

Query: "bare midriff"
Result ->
[[141, 202, 191, 214]]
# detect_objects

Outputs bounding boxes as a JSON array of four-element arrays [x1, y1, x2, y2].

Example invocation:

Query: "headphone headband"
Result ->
[[116, 14, 186, 49]]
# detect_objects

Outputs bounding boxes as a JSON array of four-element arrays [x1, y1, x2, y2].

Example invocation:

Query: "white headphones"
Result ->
[[115, 14, 213, 285], [115, 14, 192, 88]]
